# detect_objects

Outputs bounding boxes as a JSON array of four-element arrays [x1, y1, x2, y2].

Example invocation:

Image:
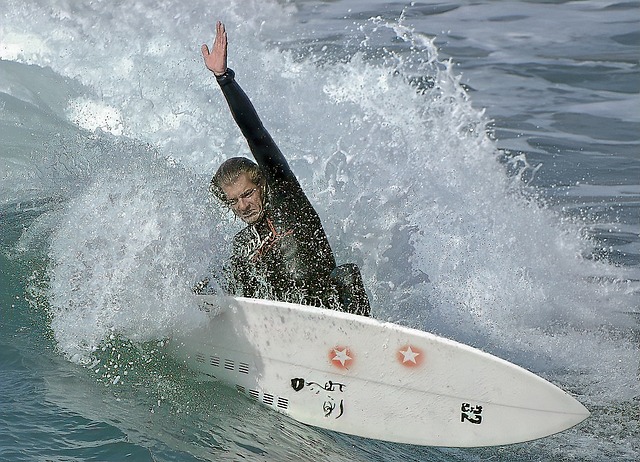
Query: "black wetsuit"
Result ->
[[216, 69, 337, 307]]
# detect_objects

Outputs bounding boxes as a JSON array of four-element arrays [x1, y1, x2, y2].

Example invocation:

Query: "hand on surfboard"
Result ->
[[202, 21, 227, 76]]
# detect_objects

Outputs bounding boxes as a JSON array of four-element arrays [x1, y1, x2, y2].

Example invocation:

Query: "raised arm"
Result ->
[[202, 22, 295, 184]]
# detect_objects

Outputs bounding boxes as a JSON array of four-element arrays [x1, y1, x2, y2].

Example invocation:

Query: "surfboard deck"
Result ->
[[167, 295, 589, 447]]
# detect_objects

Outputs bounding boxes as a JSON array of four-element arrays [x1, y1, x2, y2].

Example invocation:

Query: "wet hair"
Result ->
[[210, 157, 265, 202]]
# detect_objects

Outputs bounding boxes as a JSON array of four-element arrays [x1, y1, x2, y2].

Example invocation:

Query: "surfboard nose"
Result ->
[[481, 373, 591, 446], [518, 400, 590, 445], [545, 390, 590, 434]]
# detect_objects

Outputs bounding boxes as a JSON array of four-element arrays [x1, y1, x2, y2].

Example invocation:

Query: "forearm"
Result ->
[[216, 69, 292, 178], [216, 69, 265, 140]]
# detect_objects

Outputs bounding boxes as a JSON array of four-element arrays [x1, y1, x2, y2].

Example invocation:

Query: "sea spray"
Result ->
[[1, 0, 637, 427], [302, 17, 639, 398], [44, 135, 223, 363]]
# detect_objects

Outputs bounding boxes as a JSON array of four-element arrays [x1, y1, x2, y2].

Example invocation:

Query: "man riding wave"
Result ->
[[199, 22, 369, 316]]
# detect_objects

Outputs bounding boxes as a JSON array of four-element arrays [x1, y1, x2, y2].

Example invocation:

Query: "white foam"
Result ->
[[46, 147, 221, 361], [0, 32, 51, 63], [67, 97, 124, 135], [2, 0, 637, 399]]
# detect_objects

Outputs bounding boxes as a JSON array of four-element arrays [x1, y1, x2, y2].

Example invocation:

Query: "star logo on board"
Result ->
[[329, 346, 354, 369], [397, 345, 423, 367]]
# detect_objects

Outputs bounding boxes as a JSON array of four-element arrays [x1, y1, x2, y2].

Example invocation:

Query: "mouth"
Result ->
[[241, 209, 261, 222]]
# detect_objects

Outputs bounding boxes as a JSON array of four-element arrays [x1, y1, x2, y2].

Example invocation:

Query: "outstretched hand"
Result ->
[[202, 21, 227, 76]]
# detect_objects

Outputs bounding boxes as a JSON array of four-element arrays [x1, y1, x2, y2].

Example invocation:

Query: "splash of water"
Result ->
[[1, 0, 637, 403]]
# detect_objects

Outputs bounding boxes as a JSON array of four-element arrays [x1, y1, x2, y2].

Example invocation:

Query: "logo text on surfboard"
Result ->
[[291, 377, 345, 419], [461, 402, 483, 424]]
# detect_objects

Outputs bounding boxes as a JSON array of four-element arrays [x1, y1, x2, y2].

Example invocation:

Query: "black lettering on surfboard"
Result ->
[[323, 399, 335, 417], [307, 380, 346, 394], [336, 399, 344, 418], [290, 377, 346, 419], [461, 402, 483, 424], [291, 378, 346, 393], [323, 396, 345, 419], [325, 380, 346, 392], [291, 378, 305, 391]]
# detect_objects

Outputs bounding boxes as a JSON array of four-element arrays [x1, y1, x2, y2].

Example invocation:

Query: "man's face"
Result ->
[[221, 172, 264, 224]]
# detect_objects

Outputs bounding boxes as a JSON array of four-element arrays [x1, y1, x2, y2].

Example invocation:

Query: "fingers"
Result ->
[[215, 21, 227, 49], [202, 22, 225, 58], [202, 21, 227, 75]]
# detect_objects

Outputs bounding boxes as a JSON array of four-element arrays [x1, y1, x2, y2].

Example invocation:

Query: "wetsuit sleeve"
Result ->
[[215, 69, 297, 186]]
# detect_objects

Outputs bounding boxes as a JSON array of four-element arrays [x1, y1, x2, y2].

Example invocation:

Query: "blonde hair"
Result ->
[[210, 157, 264, 202]]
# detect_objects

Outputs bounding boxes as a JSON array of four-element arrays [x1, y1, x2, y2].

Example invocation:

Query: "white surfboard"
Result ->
[[168, 295, 589, 447]]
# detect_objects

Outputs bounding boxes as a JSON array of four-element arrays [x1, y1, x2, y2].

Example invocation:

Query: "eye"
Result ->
[[226, 187, 257, 207], [240, 187, 257, 199]]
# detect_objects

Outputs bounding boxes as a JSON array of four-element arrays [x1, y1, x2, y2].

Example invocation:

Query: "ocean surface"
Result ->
[[1, 0, 638, 460]]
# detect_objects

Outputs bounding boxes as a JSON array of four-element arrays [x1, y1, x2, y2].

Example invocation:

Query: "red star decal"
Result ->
[[397, 345, 423, 367], [329, 346, 354, 369]]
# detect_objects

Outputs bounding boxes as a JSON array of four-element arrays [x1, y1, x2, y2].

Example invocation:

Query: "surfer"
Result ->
[[199, 21, 370, 316]]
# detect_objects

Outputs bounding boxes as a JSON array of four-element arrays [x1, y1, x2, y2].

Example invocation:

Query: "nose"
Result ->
[[236, 197, 251, 210]]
